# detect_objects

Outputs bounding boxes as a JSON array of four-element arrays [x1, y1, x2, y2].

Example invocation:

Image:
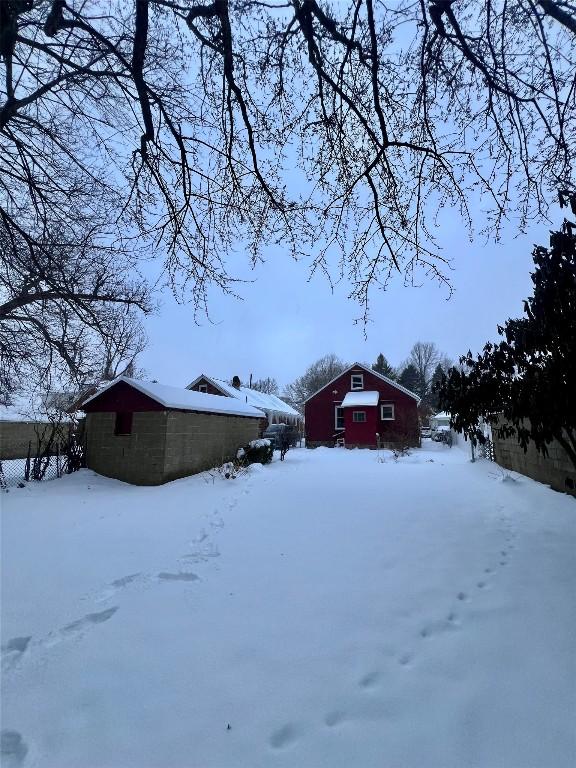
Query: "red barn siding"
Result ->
[[190, 378, 227, 397], [305, 366, 419, 448], [83, 380, 165, 412], [344, 406, 379, 446]]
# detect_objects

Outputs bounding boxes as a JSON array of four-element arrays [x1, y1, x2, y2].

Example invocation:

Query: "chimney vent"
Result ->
[[232, 375, 241, 389]]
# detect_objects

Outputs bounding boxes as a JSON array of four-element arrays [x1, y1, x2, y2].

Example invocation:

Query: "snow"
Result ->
[[82, 377, 265, 418], [341, 390, 380, 407], [2, 444, 576, 768], [248, 438, 271, 448], [187, 375, 301, 418], [304, 362, 421, 403]]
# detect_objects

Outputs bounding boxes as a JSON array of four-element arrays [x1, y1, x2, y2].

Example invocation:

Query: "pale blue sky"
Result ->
[[140, 203, 545, 391]]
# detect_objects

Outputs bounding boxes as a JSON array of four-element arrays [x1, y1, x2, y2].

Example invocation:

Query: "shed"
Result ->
[[304, 362, 420, 449], [82, 377, 264, 485]]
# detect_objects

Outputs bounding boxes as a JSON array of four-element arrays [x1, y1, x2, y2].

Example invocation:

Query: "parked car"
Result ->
[[262, 423, 300, 449], [420, 426, 432, 438], [431, 425, 452, 443]]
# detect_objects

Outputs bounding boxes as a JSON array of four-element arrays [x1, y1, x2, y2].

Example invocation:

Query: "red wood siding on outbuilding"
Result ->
[[190, 378, 228, 397], [83, 380, 165, 412], [304, 367, 419, 447]]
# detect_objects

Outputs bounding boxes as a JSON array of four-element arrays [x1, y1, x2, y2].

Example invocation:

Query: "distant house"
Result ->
[[305, 362, 420, 449], [83, 377, 264, 485], [186, 374, 302, 428], [430, 412, 451, 430]]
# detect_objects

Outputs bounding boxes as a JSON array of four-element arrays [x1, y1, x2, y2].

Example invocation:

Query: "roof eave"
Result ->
[[303, 361, 421, 404]]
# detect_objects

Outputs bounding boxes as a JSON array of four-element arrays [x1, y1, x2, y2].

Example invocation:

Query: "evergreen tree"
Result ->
[[372, 353, 396, 380], [427, 364, 447, 411], [398, 364, 421, 395], [439, 199, 576, 472]]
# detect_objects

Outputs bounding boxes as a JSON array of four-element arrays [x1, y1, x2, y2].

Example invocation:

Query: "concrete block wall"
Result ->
[[163, 412, 260, 482], [492, 421, 576, 497], [0, 421, 70, 459], [86, 412, 167, 485]]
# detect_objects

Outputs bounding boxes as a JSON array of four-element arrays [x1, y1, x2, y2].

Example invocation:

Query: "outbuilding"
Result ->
[[305, 362, 420, 449], [186, 373, 302, 429], [83, 377, 264, 485]]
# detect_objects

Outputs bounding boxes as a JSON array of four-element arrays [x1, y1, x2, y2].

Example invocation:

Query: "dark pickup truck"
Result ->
[[262, 423, 300, 449]]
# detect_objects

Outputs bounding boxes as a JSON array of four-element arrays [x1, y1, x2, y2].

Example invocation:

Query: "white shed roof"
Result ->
[[341, 391, 380, 407], [82, 377, 265, 419], [187, 375, 301, 418]]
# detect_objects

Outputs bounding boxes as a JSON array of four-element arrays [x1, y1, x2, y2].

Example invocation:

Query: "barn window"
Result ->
[[352, 411, 366, 422], [335, 406, 344, 430], [380, 403, 395, 421], [198, 384, 208, 393], [114, 411, 133, 435], [351, 374, 364, 390]]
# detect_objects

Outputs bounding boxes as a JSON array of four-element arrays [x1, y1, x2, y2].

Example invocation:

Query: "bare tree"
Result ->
[[0, 220, 151, 400], [404, 341, 452, 401], [250, 377, 280, 395], [1, 0, 575, 323], [284, 354, 348, 410]]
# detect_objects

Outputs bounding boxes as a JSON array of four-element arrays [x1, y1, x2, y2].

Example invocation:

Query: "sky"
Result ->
[[140, 205, 547, 393]]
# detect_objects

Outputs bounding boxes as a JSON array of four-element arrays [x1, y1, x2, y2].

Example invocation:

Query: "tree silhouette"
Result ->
[[1, 1, 575, 322], [439, 196, 576, 472]]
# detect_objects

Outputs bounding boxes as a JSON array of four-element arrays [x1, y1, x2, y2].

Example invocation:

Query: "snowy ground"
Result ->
[[2, 442, 575, 768]]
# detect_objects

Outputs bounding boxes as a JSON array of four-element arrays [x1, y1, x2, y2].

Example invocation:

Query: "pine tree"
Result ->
[[372, 353, 396, 379], [398, 364, 421, 394], [427, 364, 446, 411]]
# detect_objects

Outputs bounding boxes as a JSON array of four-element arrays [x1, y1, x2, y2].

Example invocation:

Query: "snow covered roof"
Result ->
[[82, 377, 265, 419], [341, 391, 380, 407], [186, 375, 302, 418], [0, 395, 73, 422], [0, 401, 40, 422], [304, 362, 421, 403], [433, 412, 451, 420]]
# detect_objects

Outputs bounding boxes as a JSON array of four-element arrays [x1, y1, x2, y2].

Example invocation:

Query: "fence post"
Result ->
[[24, 441, 31, 481]]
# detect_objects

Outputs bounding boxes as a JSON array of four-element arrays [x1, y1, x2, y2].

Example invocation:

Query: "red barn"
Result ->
[[305, 362, 421, 449]]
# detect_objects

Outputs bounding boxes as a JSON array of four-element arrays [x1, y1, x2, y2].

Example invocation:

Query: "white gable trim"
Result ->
[[303, 362, 421, 404], [82, 377, 265, 418], [185, 374, 231, 397]]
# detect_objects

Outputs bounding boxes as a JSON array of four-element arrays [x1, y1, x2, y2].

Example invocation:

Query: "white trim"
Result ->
[[186, 374, 230, 397], [82, 377, 264, 418], [335, 405, 344, 430], [198, 384, 208, 393], [352, 410, 366, 423], [351, 373, 364, 390], [380, 403, 395, 421], [303, 362, 421, 403], [186, 374, 302, 419]]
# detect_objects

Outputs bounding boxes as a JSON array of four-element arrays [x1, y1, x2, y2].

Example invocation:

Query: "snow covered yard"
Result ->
[[2, 443, 575, 768]]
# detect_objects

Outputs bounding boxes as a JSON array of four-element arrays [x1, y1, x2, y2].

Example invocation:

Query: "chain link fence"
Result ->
[[0, 424, 85, 489]]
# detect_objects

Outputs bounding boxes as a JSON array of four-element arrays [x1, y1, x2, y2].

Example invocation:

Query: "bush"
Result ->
[[238, 439, 274, 466]]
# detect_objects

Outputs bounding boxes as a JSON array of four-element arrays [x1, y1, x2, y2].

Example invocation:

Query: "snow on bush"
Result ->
[[249, 439, 271, 449]]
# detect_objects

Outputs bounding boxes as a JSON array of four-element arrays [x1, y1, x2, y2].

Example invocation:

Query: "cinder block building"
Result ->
[[83, 377, 264, 485]]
